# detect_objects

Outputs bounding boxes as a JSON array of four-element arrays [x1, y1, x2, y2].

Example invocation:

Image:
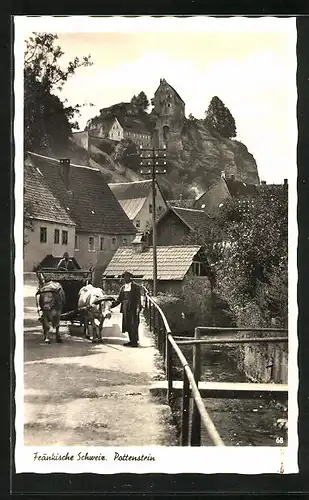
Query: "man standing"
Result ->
[[57, 252, 76, 271], [111, 271, 142, 347]]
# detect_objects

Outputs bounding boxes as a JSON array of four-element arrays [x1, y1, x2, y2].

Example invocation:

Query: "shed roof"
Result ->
[[103, 245, 201, 281], [26, 152, 137, 235]]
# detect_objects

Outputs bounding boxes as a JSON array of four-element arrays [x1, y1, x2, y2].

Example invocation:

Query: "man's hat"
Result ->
[[122, 270, 133, 278]]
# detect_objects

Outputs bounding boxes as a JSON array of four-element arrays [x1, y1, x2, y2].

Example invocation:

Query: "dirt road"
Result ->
[[23, 283, 177, 446]]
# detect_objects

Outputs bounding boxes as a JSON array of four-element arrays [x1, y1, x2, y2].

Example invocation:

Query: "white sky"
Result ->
[[21, 17, 297, 184]]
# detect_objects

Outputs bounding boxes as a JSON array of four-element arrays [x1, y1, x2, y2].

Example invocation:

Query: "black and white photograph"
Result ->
[[14, 16, 298, 474]]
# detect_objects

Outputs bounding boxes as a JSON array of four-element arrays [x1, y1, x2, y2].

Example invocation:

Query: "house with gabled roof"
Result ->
[[102, 235, 205, 294], [24, 152, 137, 282], [193, 174, 259, 217], [85, 115, 152, 148], [109, 179, 167, 231], [148, 205, 222, 247], [24, 157, 76, 272]]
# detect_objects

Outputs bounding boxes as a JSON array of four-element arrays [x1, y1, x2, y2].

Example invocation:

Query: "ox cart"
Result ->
[[36, 268, 94, 324]]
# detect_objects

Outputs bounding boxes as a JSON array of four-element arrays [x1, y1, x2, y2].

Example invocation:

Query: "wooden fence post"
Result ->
[[162, 317, 166, 362], [166, 336, 173, 405], [190, 327, 201, 446], [149, 302, 152, 331], [181, 369, 190, 446], [157, 314, 162, 356], [153, 304, 156, 339]]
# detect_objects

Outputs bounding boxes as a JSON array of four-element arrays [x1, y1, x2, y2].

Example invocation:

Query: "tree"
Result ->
[[112, 139, 140, 171], [24, 33, 92, 152], [216, 185, 288, 325], [131, 91, 149, 112], [188, 113, 197, 123], [205, 96, 237, 139]]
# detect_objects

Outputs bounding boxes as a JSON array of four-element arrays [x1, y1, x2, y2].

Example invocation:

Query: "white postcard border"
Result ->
[[14, 15, 298, 475]]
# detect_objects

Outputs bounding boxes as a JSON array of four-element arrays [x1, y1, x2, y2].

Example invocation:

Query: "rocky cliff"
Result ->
[[53, 114, 259, 200], [166, 118, 260, 199]]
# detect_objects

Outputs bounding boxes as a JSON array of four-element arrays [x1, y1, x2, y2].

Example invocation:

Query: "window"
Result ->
[[149, 204, 153, 214], [123, 237, 127, 246], [112, 237, 116, 247], [136, 220, 140, 228], [74, 235, 79, 251], [192, 261, 207, 277], [100, 237, 104, 251], [54, 229, 60, 244], [62, 230, 68, 245], [192, 261, 201, 276], [88, 236, 95, 252], [40, 227, 47, 243]]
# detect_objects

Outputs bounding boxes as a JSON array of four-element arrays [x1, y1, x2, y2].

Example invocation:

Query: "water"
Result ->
[[173, 345, 288, 447]]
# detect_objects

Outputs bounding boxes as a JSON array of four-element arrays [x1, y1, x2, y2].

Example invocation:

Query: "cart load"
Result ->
[[36, 268, 93, 322]]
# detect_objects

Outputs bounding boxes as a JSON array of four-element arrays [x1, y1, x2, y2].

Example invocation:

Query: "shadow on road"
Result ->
[[24, 332, 127, 362], [24, 363, 150, 404]]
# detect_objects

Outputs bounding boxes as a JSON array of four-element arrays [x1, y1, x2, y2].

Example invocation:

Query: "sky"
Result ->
[[21, 17, 297, 184]]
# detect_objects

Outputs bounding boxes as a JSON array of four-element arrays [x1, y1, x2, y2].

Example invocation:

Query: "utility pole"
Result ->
[[139, 144, 168, 296]]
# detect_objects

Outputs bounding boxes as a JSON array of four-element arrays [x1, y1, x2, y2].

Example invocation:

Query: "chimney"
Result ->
[[60, 158, 71, 190], [284, 178, 288, 186], [179, 194, 183, 201], [132, 232, 148, 253], [261, 180, 266, 185]]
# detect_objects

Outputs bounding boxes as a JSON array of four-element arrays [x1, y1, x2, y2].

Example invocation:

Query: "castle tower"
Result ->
[[152, 78, 185, 151]]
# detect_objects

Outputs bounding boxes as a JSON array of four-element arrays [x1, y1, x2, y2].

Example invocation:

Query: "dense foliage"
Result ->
[[205, 96, 237, 139], [24, 32, 92, 152], [183, 185, 288, 327], [216, 185, 288, 326], [131, 91, 150, 112]]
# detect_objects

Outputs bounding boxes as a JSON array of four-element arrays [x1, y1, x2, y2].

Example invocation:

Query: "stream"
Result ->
[[173, 345, 288, 447]]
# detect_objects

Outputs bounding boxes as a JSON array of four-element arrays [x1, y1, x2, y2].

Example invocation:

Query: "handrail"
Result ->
[[176, 337, 288, 345], [142, 286, 224, 446], [141, 285, 288, 447], [167, 333, 225, 446], [197, 327, 288, 333]]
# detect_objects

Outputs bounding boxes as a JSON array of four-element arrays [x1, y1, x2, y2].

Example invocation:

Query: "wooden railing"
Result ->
[[142, 288, 288, 447]]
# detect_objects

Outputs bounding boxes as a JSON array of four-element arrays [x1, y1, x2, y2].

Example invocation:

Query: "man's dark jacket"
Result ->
[[112, 282, 141, 312]]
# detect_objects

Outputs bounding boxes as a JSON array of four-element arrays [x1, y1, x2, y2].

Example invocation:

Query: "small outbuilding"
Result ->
[[102, 235, 206, 295]]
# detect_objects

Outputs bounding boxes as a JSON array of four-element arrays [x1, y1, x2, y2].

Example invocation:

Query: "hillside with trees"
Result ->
[[24, 32, 259, 200]]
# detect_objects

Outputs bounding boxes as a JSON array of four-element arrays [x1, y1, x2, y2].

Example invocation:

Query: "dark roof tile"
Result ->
[[26, 152, 137, 235], [24, 165, 75, 225]]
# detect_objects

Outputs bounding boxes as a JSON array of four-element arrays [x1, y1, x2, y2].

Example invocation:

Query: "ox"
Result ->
[[36, 280, 66, 344], [77, 284, 112, 343]]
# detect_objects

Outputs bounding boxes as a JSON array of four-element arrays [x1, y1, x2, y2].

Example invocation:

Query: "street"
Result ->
[[23, 282, 177, 447]]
